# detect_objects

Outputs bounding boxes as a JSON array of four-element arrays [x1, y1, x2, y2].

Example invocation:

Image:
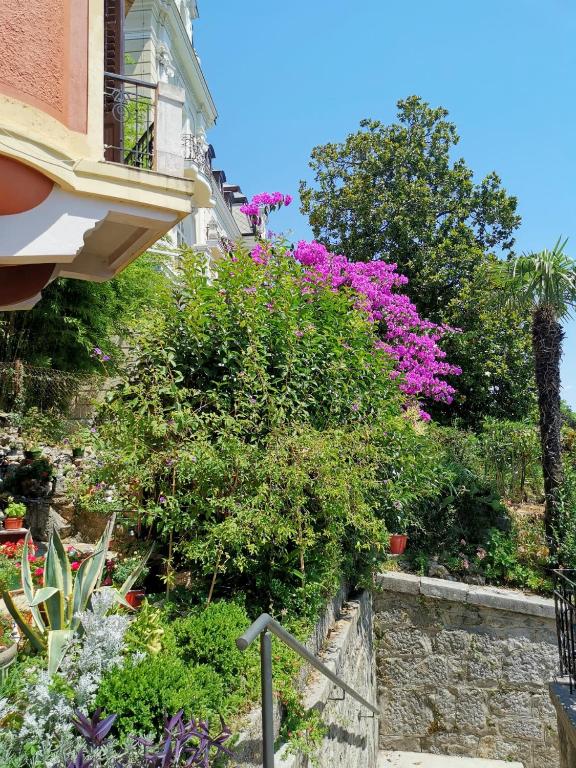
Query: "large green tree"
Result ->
[[497, 240, 576, 552], [300, 96, 535, 425]]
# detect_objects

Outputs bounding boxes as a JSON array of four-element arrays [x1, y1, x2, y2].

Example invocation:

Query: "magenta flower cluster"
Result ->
[[252, 192, 292, 207], [240, 192, 292, 225], [247, 235, 461, 415], [291, 240, 461, 407]]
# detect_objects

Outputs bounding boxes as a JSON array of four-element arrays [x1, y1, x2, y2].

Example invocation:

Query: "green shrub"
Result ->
[[479, 418, 542, 502], [171, 601, 258, 683], [481, 527, 551, 593], [95, 655, 225, 740], [557, 464, 576, 568]]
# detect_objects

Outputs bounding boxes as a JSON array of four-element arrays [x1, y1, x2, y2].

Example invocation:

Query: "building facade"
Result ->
[[0, 0, 220, 310], [0, 0, 256, 312], [124, 0, 258, 258]]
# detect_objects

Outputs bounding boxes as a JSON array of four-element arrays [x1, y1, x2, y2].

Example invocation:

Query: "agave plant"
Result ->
[[1, 516, 152, 674]]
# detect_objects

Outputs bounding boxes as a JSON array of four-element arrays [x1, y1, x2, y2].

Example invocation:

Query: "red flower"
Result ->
[[70, 561, 80, 571], [34, 567, 44, 577]]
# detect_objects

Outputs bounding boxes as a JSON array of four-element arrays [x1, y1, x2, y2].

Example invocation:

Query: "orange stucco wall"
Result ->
[[0, 156, 54, 215], [0, 0, 89, 133]]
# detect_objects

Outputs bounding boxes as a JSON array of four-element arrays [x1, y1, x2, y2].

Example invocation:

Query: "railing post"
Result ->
[[260, 629, 275, 768]]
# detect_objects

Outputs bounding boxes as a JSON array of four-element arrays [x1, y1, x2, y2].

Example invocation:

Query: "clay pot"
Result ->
[[3, 517, 24, 531], [125, 589, 146, 609], [389, 534, 408, 555]]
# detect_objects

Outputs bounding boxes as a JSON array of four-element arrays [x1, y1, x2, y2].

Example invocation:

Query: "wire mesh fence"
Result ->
[[0, 362, 107, 418]]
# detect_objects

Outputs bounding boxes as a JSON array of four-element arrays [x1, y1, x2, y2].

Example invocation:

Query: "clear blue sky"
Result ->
[[196, 0, 576, 409]]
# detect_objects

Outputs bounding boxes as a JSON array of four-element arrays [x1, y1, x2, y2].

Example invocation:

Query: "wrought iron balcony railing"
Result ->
[[182, 134, 212, 178], [554, 569, 576, 692], [104, 73, 157, 169]]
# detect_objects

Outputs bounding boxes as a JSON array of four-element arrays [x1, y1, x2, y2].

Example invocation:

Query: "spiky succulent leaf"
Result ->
[[118, 544, 154, 596], [20, 532, 45, 633], [2, 589, 45, 651], [29, 586, 60, 607], [43, 529, 69, 629], [71, 517, 115, 628], [47, 628, 73, 675]]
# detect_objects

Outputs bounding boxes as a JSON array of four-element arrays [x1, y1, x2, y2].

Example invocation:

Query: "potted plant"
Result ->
[[110, 555, 150, 608], [0, 613, 17, 684], [387, 503, 409, 555], [69, 423, 95, 460], [3, 500, 27, 530]]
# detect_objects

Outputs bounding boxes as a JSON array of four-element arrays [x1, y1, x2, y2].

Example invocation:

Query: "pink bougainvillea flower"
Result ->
[[246, 237, 461, 418]]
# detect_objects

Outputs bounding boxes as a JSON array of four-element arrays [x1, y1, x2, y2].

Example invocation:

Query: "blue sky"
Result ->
[[196, 0, 576, 409]]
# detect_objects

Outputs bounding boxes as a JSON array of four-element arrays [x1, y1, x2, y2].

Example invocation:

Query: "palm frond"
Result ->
[[496, 237, 576, 319]]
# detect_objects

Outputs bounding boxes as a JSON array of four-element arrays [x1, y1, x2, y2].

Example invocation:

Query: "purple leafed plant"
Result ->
[[66, 751, 94, 768], [72, 708, 118, 746], [66, 709, 233, 768], [136, 710, 233, 768]]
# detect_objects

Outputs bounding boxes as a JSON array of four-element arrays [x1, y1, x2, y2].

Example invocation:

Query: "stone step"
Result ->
[[378, 752, 524, 768]]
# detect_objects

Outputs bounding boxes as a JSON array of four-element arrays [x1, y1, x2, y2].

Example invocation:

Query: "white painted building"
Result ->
[[124, 0, 258, 257]]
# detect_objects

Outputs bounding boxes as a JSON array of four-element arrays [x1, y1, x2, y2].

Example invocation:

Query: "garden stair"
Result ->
[[378, 752, 523, 767]]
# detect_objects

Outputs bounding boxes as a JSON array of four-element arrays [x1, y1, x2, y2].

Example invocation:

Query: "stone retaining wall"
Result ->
[[374, 572, 559, 768], [550, 681, 576, 768]]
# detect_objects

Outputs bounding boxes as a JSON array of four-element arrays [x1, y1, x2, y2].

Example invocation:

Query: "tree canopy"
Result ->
[[300, 96, 535, 425]]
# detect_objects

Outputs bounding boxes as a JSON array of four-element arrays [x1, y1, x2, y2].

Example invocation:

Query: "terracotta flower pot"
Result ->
[[125, 589, 145, 609], [3, 517, 24, 531], [389, 533, 408, 555]]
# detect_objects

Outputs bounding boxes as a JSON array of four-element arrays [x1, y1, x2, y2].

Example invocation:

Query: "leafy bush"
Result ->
[[96, 600, 261, 740], [2, 457, 53, 497], [478, 418, 542, 502], [480, 526, 551, 593], [96, 655, 225, 740], [170, 601, 259, 688], [92, 244, 415, 609]]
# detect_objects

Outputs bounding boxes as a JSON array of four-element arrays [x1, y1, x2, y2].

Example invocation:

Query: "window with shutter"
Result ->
[[103, 0, 125, 162]]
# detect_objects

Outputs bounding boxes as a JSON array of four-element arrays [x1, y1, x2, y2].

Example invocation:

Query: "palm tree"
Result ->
[[498, 239, 576, 552]]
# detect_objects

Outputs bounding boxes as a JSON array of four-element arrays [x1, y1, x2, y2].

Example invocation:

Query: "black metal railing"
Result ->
[[182, 134, 212, 177], [104, 72, 157, 169], [554, 569, 576, 692], [236, 613, 379, 768]]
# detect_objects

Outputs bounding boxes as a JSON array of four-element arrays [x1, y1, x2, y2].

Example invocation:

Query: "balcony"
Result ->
[[182, 134, 212, 179], [104, 73, 157, 169]]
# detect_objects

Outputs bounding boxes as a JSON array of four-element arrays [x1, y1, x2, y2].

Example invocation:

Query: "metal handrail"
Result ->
[[236, 612, 379, 768]]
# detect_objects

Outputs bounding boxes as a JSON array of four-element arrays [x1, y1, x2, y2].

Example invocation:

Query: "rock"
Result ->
[[428, 561, 453, 580], [463, 574, 486, 586]]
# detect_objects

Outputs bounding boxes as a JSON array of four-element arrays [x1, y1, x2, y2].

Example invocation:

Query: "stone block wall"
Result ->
[[550, 681, 576, 768], [374, 572, 559, 768]]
